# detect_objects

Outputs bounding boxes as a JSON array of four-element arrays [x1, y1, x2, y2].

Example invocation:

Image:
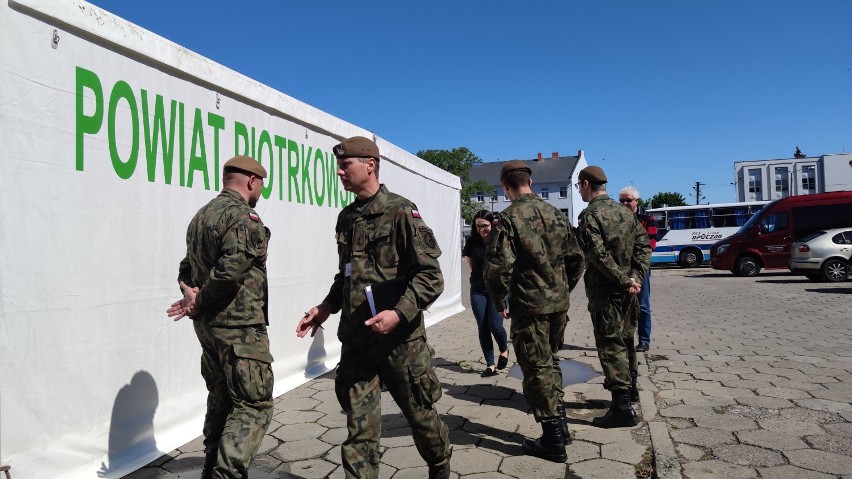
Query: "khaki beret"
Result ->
[[333, 136, 379, 159], [223, 155, 267, 178], [500, 160, 532, 179], [578, 165, 607, 184]]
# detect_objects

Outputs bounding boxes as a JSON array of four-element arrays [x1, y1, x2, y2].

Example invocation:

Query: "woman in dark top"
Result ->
[[462, 210, 509, 377]]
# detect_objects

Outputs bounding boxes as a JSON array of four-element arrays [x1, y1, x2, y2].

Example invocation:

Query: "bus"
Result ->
[[648, 201, 769, 267]]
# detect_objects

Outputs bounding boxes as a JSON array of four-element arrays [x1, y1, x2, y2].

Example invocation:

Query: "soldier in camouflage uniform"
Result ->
[[296, 136, 451, 479], [575, 166, 651, 428], [483, 160, 585, 463], [167, 156, 274, 479]]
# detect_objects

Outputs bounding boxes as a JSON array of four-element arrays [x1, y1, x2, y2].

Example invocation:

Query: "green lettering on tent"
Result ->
[[234, 121, 249, 156], [258, 130, 273, 200], [313, 148, 325, 206], [274, 135, 287, 201], [208, 112, 225, 190], [108, 80, 139, 180], [301, 145, 314, 205], [187, 108, 209, 190], [178, 103, 186, 186], [287, 139, 301, 203], [326, 151, 340, 208], [75, 67, 103, 172], [140, 90, 177, 184]]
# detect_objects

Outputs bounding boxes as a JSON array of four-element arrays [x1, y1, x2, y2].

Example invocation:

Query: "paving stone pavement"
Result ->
[[124, 263, 852, 478]]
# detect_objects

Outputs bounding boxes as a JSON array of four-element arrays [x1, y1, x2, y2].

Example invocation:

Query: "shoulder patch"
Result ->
[[248, 211, 260, 222], [411, 209, 421, 219], [419, 225, 437, 249]]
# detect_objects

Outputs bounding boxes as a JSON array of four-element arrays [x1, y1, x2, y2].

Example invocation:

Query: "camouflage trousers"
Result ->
[[510, 311, 568, 422], [193, 321, 274, 479], [588, 294, 638, 391], [335, 337, 451, 479]]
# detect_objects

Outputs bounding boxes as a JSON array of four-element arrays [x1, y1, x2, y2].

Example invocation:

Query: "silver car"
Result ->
[[789, 228, 852, 282]]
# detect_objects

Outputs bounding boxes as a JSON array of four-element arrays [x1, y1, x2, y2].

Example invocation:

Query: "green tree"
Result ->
[[648, 192, 687, 208], [417, 147, 490, 222]]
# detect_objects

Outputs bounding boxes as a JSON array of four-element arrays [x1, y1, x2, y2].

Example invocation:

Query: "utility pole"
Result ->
[[693, 181, 706, 205]]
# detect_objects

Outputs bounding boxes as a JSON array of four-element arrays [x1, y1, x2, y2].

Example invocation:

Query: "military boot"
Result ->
[[592, 390, 638, 428], [556, 401, 572, 444], [200, 449, 217, 479], [521, 419, 568, 463], [630, 370, 640, 403], [427, 462, 451, 479]]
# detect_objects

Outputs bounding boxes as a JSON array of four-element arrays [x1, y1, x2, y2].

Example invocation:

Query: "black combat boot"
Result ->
[[592, 389, 638, 428], [630, 370, 640, 403], [427, 462, 451, 479], [556, 401, 572, 444], [200, 449, 217, 479], [522, 418, 568, 463]]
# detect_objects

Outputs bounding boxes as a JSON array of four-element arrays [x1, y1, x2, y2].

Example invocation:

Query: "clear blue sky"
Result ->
[[88, 0, 851, 204]]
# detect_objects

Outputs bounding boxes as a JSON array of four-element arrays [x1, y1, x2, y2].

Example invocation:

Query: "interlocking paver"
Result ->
[[785, 448, 852, 475], [756, 465, 835, 479], [712, 444, 786, 467], [124, 265, 852, 479], [736, 429, 808, 451]]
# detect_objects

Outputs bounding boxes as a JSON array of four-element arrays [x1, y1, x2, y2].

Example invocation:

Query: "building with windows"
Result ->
[[734, 153, 852, 202], [467, 150, 588, 225]]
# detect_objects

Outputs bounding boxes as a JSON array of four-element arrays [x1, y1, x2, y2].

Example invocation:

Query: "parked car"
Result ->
[[788, 228, 852, 282]]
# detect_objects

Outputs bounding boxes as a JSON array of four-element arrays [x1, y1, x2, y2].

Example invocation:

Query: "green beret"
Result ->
[[578, 165, 607, 184], [223, 155, 267, 178], [333, 136, 380, 159], [500, 160, 532, 179]]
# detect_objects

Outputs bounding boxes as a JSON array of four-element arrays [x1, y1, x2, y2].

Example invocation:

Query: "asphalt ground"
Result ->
[[125, 262, 852, 479]]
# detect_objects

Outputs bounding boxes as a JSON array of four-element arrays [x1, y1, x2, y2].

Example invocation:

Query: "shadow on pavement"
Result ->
[[806, 287, 852, 294], [755, 279, 812, 284], [379, 413, 525, 457]]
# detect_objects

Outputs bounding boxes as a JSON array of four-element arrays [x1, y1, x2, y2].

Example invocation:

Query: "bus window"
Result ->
[[760, 211, 789, 233], [671, 211, 692, 230], [711, 207, 738, 227], [694, 209, 711, 229]]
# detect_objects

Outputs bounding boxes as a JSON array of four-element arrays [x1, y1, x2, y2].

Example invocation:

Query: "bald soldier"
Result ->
[[296, 137, 451, 479], [575, 165, 651, 428], [167, 156, 274, 479], [483, 160, 584, 463]]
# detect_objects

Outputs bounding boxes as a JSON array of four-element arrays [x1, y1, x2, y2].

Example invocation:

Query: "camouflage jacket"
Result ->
[[321, 185, 444, 345], [483, 193, 585, 315], [178, 188, 270, 327], [577, 194, 651, 301]]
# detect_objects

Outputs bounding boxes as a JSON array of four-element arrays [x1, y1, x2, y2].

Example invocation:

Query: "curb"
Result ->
[[638, 353, 683, 479]]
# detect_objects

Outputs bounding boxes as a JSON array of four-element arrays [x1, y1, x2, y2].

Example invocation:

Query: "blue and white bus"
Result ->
[[649, 201, 769, 267]]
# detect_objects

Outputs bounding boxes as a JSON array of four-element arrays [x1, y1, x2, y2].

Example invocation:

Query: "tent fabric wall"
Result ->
[[0, 1, 463, 478]]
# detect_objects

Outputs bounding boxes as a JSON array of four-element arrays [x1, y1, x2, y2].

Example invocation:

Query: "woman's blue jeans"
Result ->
[[470, 288, 508, 366]]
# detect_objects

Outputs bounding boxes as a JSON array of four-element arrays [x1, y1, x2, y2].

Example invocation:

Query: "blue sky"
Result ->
[[88, 0, 851, 204]]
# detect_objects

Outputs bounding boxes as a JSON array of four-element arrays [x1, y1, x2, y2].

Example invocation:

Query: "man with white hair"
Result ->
[[618, 186, 657, 354]]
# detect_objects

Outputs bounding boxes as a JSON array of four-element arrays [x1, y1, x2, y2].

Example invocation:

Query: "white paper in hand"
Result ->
[[365, 285, 378, 317]]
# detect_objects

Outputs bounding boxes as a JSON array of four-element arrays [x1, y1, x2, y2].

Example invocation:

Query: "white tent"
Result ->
[[0, 1, 463, 477]]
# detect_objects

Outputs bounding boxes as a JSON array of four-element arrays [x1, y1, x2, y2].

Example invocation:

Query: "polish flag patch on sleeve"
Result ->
[[411, 209, 421, 218], [248, 211, 260, 222]]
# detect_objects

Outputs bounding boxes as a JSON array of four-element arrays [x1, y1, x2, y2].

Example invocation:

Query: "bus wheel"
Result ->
[[678, 248, 702, 268], [735, 256, 761, 277]]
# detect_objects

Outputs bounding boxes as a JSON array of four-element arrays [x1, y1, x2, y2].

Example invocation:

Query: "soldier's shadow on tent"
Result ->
[[97, 371, 162, 478]]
